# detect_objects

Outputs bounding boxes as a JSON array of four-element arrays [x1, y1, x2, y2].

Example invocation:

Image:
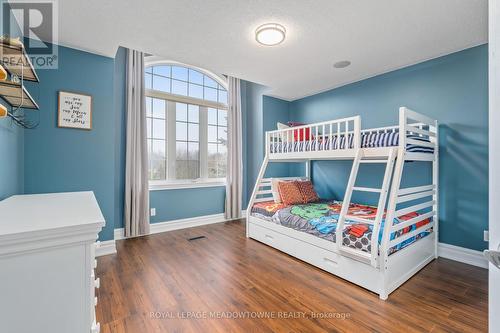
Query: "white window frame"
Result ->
[[145, 60, 228, 190]]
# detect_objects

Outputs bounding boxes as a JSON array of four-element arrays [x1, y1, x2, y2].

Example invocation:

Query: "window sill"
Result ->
[[149, 181, 226, 191]]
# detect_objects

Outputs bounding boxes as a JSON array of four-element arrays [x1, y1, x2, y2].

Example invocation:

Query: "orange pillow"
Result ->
[[296, 180, 320, 203], [278, 181, 305, 206]]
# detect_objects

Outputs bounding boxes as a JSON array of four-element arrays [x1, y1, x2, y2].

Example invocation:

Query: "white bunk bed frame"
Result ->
[[246, 107, 438, 300]]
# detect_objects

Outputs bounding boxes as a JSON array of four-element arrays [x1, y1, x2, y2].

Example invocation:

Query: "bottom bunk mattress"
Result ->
[[251, 200, 432, 255]]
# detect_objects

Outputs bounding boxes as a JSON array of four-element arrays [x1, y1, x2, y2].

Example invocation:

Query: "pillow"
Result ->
[[287, 121, 305, 127], [271, 178, 282, 203], [271, 178, 306, 203], [287, 122, 314, 142], [296, 180, 320, 203], [277, 122, 289, 130], [278, 181, 305, 206], [276, 122, 294, 143]]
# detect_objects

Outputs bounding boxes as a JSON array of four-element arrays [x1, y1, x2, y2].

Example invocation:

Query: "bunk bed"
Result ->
[[246, 107, 438, 300]]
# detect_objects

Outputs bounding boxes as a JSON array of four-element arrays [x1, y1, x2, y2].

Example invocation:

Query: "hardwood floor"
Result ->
[[96, 220, 488, 333]]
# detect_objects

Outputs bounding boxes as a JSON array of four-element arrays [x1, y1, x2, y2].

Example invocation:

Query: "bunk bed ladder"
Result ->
[[336, 148, 398, 267], [246, 156, 269, 237]]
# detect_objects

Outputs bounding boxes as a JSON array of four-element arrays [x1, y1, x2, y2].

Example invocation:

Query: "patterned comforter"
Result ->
[[251, 200, 432, 255]]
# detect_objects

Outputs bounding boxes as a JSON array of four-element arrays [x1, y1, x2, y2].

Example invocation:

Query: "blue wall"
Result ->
[[0, 0, 24, 200], [0, 114, 24, 200], [150, 186, 226, 222], [243, 81, 268, 206], [288, 45, 488, 251], [114, 47, 127, 232], [23, 45, 118, 241], [241, 86, 295, 205], [262, 96, 295, 179]]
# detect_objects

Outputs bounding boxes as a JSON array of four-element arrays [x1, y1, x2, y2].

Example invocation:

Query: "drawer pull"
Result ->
[[94, 278, 100, 289], [91, 322, 100, 333], [323, 257, 338, 267], [94, 296, 98, 306], [265, 234, 274, 241]]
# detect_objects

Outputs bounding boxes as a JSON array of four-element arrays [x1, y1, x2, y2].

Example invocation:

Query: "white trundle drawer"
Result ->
[[249, 222, 297, 255], [249, 220, 382, 293], [249, 222, 340, 273], [291, 236, 341, 273]]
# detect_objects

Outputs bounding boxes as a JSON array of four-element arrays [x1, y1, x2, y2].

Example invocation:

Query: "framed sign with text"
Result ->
[[58, 91, 92, 130]]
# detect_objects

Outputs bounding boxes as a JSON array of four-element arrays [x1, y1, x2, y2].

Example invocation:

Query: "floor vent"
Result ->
[[187, 236, 206, 241]]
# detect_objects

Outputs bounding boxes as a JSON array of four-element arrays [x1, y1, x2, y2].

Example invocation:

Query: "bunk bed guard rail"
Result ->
[[398, 106, 438, 152], [266, 116, 361, 155]]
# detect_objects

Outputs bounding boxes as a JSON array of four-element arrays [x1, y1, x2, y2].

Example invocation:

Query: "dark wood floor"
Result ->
[[96, 220, 488, 333]]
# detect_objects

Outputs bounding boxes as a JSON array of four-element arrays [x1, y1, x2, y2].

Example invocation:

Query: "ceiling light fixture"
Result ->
[[255, 23, 286, 46], [333, 60, 351, 69]]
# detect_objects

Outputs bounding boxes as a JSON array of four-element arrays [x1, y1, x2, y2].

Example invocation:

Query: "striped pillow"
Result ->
[[296, 180, 320, 203], [278, 181, 305, 206]]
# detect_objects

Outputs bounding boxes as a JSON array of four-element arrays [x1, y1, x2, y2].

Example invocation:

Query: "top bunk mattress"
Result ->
[[250, 200, 432, 256], [270, 130, 434, 154]]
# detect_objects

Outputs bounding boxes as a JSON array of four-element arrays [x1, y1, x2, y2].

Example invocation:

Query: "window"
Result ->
[[145, 62, 228, 188]]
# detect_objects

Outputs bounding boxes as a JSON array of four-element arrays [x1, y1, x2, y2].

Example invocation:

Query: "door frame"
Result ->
[[489, 0, 500, 332]]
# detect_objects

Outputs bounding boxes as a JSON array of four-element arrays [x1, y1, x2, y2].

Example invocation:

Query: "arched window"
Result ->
[[145, 61, 228, 188]]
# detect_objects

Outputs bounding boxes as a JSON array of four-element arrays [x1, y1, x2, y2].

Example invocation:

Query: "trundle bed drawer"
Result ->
[[249, 222, 294, 254], [248, 221, 383, 293], [249, 222, 341, 273]]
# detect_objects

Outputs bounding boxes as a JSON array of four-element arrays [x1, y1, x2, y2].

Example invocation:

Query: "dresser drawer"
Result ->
[[88, 243, 98, 332]]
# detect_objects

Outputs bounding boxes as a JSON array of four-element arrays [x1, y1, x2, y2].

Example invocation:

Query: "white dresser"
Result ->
[[0, 191, 105, 333]]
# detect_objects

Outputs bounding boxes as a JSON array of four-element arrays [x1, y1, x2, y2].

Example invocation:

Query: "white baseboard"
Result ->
[[95, 240, 117, 257], [438, 242, 488, 269], [114, 210, 247, 241]]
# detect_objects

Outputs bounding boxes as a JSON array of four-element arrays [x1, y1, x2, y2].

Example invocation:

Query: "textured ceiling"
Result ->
[[12, 0, 488, 100]]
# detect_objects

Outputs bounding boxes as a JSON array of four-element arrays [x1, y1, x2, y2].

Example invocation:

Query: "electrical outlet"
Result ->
[[484, 230, 489, 242], [150, 208, 156, 217]]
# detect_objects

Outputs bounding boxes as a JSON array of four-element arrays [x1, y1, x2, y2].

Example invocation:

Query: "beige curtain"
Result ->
[[124, 49, 150, 237], [225, 77, 243, 219]]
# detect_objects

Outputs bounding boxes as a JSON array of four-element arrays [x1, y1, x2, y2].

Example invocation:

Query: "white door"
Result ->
[[489, 1, 500, 332]]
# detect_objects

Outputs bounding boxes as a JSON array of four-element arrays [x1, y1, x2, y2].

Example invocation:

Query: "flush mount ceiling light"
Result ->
[[333, 60, 351, 69], [255, 23, 286, 46]]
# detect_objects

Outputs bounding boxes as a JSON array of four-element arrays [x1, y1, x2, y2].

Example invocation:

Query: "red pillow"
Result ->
[[296, 180, 320, 203], [278, 181, 305, 206], [293, 128, 312, 141], [287, 122, 314, 141]]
